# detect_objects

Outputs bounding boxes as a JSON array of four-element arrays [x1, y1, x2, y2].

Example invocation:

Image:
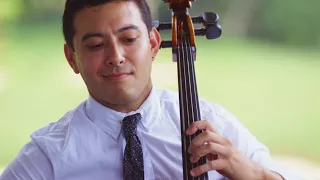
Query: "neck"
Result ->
[[90, 82, 153, 113]]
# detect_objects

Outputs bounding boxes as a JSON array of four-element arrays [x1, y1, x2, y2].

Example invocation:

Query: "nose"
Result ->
[[105, 43, 125, 66]]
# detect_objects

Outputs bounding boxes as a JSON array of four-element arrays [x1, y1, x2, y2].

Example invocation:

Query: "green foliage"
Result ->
[[249, 0, 320, 47], [0, 0, 23, 21], [2, 0, 320, 47], [156, 0, 320, 48], [19, 0, 65, 22]]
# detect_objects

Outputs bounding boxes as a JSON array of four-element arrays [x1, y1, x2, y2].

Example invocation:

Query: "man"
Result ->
[[1, 0, 297, 179]]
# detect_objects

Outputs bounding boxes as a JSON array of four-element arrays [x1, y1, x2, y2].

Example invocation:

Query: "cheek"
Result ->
[[136, 58, 153, 80], [135, 45, 153, 75], [78, 55, 103, 78]]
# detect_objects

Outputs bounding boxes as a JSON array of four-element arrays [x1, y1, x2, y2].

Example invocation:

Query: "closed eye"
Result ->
[[123, 37, 137, 44], [87, 44, 104, 50]]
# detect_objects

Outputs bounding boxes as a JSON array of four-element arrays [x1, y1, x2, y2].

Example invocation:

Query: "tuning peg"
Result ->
[[160, 40, 172, 49], [203, 12, 219, 24], [192, 12, 219, 26], [205, 24, 222, 39], [195, 24, 222, 39], [152, 20, 172, 31], [152, 21, 160, 29]]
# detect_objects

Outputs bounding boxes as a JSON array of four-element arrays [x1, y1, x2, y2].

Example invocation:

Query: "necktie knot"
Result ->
[[122, 113, 142, 140]]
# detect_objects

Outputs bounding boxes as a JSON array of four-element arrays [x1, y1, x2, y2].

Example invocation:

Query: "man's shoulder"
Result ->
[[154, 87, 223, 113], [30, 100, 88, 152], [154, 87, 179, 101], [154, 88, 240, 133], [0, 101, 89, 180]]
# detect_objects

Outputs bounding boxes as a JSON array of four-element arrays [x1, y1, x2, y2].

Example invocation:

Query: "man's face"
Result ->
[[65, 1, 160, 112]]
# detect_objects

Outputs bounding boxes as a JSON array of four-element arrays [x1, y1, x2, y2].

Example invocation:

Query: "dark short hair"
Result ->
[[62, 0, 153, 51]]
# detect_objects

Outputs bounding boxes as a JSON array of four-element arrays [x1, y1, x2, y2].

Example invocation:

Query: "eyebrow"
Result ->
[[81, 32, 104, 42], [81, 24, 140, 42], [117, 24, 140, 33]]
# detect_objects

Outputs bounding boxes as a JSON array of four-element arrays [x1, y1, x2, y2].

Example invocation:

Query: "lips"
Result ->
[[104, 73, 131, 81]]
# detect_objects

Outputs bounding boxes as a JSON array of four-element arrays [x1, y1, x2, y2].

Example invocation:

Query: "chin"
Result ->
[[108, 88, 138, 103]]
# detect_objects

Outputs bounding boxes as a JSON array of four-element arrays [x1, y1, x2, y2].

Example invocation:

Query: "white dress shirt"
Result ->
[[0, 87, 298, 180]]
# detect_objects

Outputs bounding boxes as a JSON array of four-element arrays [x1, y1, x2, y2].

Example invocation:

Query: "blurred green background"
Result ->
[[0, 0, 319, 176]]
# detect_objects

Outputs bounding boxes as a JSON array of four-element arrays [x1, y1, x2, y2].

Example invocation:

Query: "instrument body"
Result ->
[[154, 1, 222, 179]]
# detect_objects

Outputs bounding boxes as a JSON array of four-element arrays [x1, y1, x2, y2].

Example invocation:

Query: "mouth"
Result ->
[[103, 72, 132, 81]]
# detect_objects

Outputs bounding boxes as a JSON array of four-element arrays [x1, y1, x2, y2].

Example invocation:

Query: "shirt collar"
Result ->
[[84, 86, 161, 140]]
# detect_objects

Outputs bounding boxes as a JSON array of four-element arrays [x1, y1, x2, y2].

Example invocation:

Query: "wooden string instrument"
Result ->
[[153, 0, 222, 179]]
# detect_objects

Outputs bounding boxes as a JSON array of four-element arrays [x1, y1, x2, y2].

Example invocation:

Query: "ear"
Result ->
[[64, 44, 80, 74], [149, 28, 161, 61]]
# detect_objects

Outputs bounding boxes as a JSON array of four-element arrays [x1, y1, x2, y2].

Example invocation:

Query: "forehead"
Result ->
[[73, 1, 145, 35]]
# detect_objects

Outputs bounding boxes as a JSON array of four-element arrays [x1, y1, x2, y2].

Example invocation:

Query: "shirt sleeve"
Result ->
[[206, 103, 302, 180], [251, 151, 302, 180], [0, 141, 54, 180]]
